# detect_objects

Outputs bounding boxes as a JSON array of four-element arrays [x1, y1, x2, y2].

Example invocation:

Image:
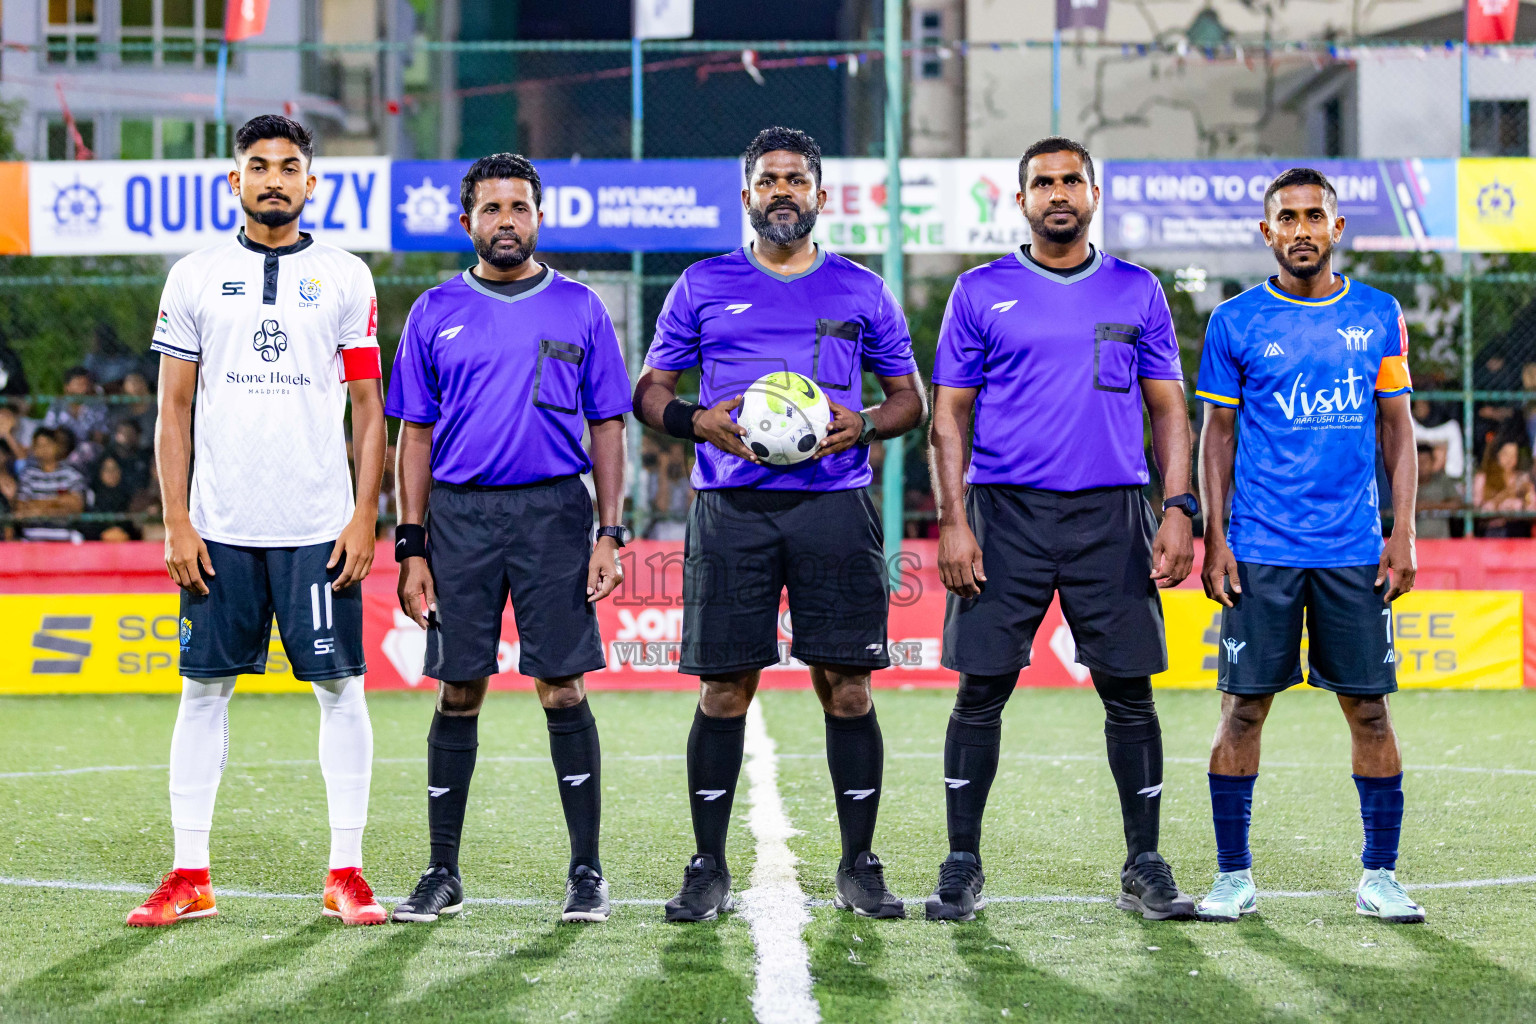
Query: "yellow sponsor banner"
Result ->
[[1458, 158, 1536, 252], [0, 595, 312, 694], [1155, 590, 1523, 690]]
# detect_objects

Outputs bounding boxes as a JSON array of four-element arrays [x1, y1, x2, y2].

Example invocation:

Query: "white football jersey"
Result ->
[[151, 231, 381, 547]]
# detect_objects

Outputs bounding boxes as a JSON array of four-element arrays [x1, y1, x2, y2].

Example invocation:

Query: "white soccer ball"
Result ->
[[737, 371, 832, 467]]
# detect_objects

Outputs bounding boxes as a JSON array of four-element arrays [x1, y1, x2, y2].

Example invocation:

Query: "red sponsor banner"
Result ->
[[1467, 0, 1520, 43]]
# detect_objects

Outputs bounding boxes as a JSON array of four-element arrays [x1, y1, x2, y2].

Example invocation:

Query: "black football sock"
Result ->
[[1092, 671, 1163, 866], [686, 706, 746, 867], [825, 707, 884, 869], [426, 712, 478, 875], [945, 671, 1018, 859], [545, 699, 602, 876]]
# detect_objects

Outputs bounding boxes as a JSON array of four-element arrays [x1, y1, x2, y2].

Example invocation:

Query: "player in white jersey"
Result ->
[[127, 116, 388, 927]]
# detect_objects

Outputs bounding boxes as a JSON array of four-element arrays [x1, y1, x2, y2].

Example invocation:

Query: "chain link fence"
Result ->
[[4, 38, 1536, 539]]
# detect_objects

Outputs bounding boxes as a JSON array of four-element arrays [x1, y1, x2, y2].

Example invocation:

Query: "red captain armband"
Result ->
[[340, 346, 383, 382]]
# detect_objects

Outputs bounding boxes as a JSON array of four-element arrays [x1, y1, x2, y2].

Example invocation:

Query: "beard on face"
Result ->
[[749, 199, 818, 246], [1273, 237, 1332, 279], [242, 190, 305, 229], [472, 227, 538, 269], [1027, 201, 1092, 245]]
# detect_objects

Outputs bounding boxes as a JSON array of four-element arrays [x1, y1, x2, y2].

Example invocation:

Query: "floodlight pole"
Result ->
[[215, 40, 230, 158], [882, 0, 905, 583]]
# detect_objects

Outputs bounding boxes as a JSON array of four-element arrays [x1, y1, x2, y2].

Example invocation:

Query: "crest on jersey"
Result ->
[[1337, 326, 1373, 351], [179, 617, 192, 651], [298, 277, 323, 307], [253, 319, 288, 362]]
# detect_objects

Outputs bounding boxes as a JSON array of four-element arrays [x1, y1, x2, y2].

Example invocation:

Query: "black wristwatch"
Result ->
[[857, 411, 878, 447], [1162, 493, 1200, 517], [596, 525, 631, 547]]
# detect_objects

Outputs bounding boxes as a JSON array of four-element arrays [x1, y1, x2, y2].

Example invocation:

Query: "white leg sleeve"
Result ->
[[313, 675, 373, 843], [168, 676, 236, 865]]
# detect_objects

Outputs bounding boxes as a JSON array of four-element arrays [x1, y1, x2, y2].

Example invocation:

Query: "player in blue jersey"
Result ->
[[1194, 168, 1424, 924], [634, 127, 925, 922]]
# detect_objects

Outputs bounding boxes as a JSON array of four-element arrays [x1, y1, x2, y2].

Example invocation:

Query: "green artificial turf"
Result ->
[[0, 688, 1532, 1023]]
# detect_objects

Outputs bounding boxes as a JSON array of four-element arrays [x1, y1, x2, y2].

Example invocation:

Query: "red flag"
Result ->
[[224, 0, 270, 42], [1467, 0, 1519, 43]]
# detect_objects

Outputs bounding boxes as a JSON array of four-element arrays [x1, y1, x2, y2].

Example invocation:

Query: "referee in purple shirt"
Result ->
[[925, 138, 1199, 922], [385, 154, 632, 925], [634, 127, 926, 922]]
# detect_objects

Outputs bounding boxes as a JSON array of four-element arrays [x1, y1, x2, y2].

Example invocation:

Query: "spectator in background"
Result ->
[[1412, 398, 1464, 481], [115, 370, 158, 442], [1523, 361, 1536, 451], [104, 419, 151, 493], [43, 367, 109, 447], [1473, 438, 1534, 538], [0, 327, 28, 397], [13, 427, 86, 541], [83, 322, 143, 388], [1473, 352, 1520, 456], [1414, 444, 1462, 540], [0, 453, 15, 538], [84, 454, 139, 541], [0, 401, 29, 474]]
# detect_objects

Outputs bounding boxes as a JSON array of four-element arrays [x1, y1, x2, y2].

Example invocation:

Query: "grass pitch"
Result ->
[[0, 687, 1533, 1023]]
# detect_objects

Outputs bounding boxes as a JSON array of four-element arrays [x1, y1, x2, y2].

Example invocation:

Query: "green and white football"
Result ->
[[738, 371, 832, 466]]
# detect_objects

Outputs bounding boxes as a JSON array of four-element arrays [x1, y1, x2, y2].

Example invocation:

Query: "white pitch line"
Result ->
[[740, 701, 820, 1024], [0, 753, 686, 780]]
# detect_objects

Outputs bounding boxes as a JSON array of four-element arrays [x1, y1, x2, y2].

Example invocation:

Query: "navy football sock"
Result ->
[[1353, 773, 1405, 871], [545, 699, 602, 876], [1208, 772, 1257, 873]]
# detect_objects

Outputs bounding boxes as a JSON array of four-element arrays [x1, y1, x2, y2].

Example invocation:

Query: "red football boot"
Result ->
[[324, 867, 386, 925], [126, 868, 218, 927]]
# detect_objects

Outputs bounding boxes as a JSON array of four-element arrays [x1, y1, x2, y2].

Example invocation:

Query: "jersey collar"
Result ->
[[1012, 244, 1103, 285], [237, 229, 314, 257], [744, 242, 826, 282], [1263, 274, 1350, 306], [460, 264, 557, 304]]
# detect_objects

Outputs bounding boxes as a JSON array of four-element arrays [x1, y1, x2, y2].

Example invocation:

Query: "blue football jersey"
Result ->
[[1196, 275, 1412, 568]]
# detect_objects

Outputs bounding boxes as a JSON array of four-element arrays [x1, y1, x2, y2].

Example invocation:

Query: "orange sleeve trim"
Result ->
[[1375, 354, 1412, 393]]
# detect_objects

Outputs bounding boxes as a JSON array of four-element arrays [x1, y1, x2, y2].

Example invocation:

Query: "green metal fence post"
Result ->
[[1462, 260, 1475, 537], [628, 35, 649, 540], [882, 0, 905, 581]]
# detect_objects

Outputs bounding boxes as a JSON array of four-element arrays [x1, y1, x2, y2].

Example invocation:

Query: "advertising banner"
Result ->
[[0, 163, 29, 255], [1458, 157, 1536, 252], [27, 157, 391, 255], [390, 159, 740, 252], [0, 543, 1523, 694], [758, 158, 1103, 256], [1103, 159, 1458, 251]]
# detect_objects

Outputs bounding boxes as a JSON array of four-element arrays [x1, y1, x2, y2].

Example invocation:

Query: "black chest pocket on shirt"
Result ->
[[813, 318, 860, 391], [1093, 322, 1141, 393], [533, 339, 584, 414]]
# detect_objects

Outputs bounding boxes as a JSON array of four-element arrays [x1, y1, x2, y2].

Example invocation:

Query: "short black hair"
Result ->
[[1264, 167, 1337, 216], [743, 126, 823, 187], [64, 366, 92, 383], [234, 114, 314, 165], [1019, 136, 1096, 189], [460, 152, 542, 215]]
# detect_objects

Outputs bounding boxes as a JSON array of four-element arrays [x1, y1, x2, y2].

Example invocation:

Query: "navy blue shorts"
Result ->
[[1217, 562, 1397, 697], [178, 539, 366, 683], [680, 487, 890, 676], [425, 476, 606, 682]]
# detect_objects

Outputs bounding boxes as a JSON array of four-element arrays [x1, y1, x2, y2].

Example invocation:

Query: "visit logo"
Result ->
[[1271, 367, 1367, 423]]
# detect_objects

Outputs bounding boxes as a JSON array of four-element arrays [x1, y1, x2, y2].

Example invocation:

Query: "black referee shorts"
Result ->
[[680, 487, 890, 676], [941, 484, 1167, 677], [1217, 562, 1397, 698], [425, 475, 607, 682]]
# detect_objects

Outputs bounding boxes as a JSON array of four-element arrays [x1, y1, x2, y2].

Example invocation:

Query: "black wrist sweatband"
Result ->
[[662, 398, 702, 442], [394, 523, 428, 559]]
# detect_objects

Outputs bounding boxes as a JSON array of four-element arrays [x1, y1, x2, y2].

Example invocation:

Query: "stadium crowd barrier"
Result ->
[[0, 539, 1528, 693]]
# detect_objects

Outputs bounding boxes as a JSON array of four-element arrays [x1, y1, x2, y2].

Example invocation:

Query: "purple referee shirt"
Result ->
[[932, 247, 1184, 491], [386, 267, 632, 486], [646, 245, 918, 491]]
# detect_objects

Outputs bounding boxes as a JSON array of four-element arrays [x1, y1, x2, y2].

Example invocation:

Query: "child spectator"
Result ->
[[14, 427, 87, 541]]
